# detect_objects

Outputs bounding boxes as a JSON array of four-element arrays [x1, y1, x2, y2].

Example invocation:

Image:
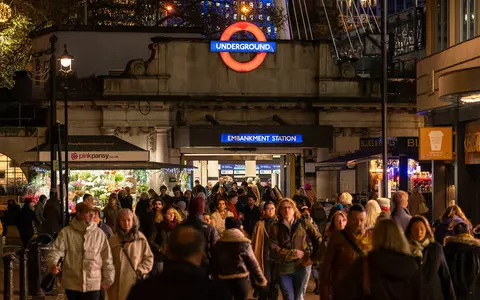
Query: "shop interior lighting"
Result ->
[[460, 93, 480, 103]]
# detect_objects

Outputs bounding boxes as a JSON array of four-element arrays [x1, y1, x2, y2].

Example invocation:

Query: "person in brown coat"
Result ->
[[320, 204, 373, 300], [211, 217, 267, 300]]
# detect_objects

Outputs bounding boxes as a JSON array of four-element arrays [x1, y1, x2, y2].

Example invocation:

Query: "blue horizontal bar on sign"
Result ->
[[221, 134, 303, 144], [210, 41, 277, 53]]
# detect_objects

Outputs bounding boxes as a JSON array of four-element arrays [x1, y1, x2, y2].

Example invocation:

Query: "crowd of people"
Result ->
[[2, 177, 480, 300]]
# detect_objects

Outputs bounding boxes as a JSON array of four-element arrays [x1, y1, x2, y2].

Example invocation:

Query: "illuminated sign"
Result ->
[[210, 22, 276, 72], [221, 134, 303, 144]]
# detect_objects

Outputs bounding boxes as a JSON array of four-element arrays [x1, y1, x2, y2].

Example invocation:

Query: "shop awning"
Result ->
[[315, 151, 386, 171], [22, 161, 196, 171], [25, 135, 149, 162]]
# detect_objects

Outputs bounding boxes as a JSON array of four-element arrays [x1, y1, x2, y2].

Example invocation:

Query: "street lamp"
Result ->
[[57, 44, 74, 226]]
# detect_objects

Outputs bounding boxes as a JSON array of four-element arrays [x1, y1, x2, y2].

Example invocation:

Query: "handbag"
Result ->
[[341, 230, 365, 257], [41, 257, 63, 292], [121, 244, 148, 282]]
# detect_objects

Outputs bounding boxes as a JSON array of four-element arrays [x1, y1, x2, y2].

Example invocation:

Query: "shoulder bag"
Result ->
[[121, 243, 148, 282], [341, 230, 365, 257]]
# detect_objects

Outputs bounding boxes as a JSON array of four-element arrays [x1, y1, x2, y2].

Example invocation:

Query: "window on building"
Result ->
[[0, 154, 27, 195], [461, 0, 476, 41], [436, 0, 449, 51]]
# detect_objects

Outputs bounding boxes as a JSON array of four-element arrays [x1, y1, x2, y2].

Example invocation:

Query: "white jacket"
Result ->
[[48, 218, 115, 292]]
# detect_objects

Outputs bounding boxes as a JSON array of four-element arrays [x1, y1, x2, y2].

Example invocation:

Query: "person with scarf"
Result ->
[[211, 199, 234, 235], [251, 201, 278, 300], [148, 205, 179, 275], [270, 198, 322, 300], [103, 193, 122, 232], [107, 209, 153, 300], [405, 215, 455, 300]]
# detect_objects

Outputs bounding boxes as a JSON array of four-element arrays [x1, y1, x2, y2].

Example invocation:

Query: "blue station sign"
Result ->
[[221, 134, 303, 144], [210, 41, 277, 53]]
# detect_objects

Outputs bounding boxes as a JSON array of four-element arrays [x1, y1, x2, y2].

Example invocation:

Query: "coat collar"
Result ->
[[218, 228, 251, 243], [444, 234, 480, 247]]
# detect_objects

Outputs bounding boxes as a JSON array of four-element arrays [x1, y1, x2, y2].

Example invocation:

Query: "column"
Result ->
[[201, 161, 208, 185], [155, 127, 169, 163], [245, 160, 257, 178], [316, 148, 331, 200], [207, 161, 219, 181]]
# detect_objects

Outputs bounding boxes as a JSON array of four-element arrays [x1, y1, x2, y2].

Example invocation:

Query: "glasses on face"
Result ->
[[265, 207, 275, 211]]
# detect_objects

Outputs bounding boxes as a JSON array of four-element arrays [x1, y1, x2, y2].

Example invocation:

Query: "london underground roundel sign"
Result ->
[[210, 22, 277, 73]]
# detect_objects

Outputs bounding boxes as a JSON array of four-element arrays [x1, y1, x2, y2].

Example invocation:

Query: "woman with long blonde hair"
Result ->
[[336, 219, 426, 299], [434, 205, 472, 244], [365, 200, 381, 229], [270, 198, 322, 300]]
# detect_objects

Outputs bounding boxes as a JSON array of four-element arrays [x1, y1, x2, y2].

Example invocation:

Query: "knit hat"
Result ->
[[338, 192, 353, 205], [225, 217, 241, 229], [188, 196, 205, 216], [177, 201, 186, 211], [304, 183, 312, 190], [377, 197, 391, 210]]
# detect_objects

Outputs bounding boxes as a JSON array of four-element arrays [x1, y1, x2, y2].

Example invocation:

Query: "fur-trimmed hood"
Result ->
[[218, 228, 251, 243], [444, 234, 480, 247]]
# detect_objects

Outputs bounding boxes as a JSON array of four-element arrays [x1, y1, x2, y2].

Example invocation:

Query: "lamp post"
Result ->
[[49, 36, 58, 204], [381, 0, 389, 197], [58, 44, 74, 227]]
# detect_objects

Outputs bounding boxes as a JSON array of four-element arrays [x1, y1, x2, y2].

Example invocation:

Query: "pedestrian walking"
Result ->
[[251, 201, 279, 300], [34, 195, 47, 225], [94, 208, 114, 239], [270, 198, 322, 300], [127, 226, 229, 300], [335, 218, 426, 300], [107, 209, 153, 300], [320, 204, 372, 300], [103, 193, 122, 232], [406, 215, 455, 300], [39, 196, 62, 236], [212, 217, 267, 300], [434, 205, 472, 244], [211, 199, 234, 235], [48, 202, 115, 300], [391, 191, 412, 231], [444, 222, 480, 300], [17, 198, 41, 247]]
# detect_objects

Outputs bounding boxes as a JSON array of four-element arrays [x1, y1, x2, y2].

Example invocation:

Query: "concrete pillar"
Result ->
[[316, 148, 331, 200], [274, 0, 291, 39], [155, 127, 169, 163], [279, 155, 285, 192], [245, 160, 257, 178], [208, 161, 219, 180], [201, 161, 208, 185]]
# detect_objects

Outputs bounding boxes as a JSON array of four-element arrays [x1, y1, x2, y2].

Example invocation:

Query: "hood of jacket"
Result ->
[[218, 228, 250, 243], [70, 217, 97, 233], [368, 248, 420, 280], [444, 233, 480, 247]]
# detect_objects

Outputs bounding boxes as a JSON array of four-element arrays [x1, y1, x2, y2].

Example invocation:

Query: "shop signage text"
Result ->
[[221, 134, 303, 144], [419, 127, 453, 160], [210, 22, 276, 72]]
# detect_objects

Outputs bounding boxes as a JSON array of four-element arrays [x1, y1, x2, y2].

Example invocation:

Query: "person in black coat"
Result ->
[[335, 218, 426, 300], [3, 199, 20, 236], [406, 215, 456, 300], [241, 194, 261, 237], [17, 198, 41, 247], [128, 226, 228, 300], [444, 222, 480, 300]]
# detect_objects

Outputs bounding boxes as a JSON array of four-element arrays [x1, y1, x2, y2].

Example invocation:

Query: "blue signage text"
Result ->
[[210, 41, 277, 53], [221, 134, 303, 144]]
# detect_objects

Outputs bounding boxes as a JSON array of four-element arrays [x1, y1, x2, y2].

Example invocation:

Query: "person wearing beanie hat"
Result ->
[[182, 196, 219, 274], [212, 217, 267, 299]]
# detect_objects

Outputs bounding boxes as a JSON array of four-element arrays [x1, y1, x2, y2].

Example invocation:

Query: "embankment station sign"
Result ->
[[210, 21, 276, 72]]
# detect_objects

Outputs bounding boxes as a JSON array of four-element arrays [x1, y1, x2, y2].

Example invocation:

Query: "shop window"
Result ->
[[436, 0, 449, 51], [461, 0, 476, 41], [0, 154, 27, 195]]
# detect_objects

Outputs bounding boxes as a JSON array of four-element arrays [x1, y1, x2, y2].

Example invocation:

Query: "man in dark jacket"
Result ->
[[391, 191, 412, 231], [182, 196, 219, 273], [242, 193, 261, 237], [128, 226, 228, 300], [444, 222, 480, 300], [192, 180, 207, 196], [17, 198, 41, 247], [39, 196, 62, 235], [34, 195, 47, 225]]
